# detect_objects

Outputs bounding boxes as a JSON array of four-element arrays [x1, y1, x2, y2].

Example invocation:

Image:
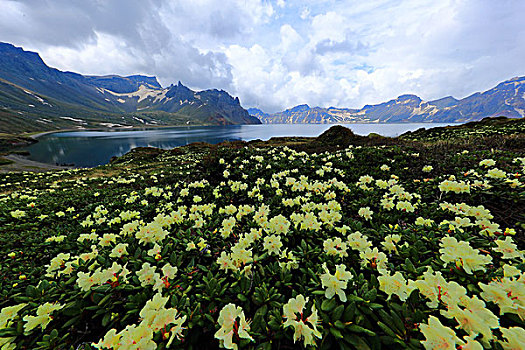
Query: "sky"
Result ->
[[1, 0, 524, 113]]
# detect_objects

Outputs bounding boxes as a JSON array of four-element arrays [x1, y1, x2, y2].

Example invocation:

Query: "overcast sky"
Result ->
[[1, 0, 524, 113]]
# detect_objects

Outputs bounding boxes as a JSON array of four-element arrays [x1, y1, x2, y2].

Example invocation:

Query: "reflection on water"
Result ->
[[26, 123, 457, 168]]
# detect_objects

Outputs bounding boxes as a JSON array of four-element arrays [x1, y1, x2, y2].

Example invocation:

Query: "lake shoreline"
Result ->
[[24, 121, 458, 139], [21, 122, 461, 168], [0, 154, 73, 173]]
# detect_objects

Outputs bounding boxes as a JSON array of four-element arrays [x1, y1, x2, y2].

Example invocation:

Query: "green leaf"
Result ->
[[334, 320, 345, 330], [102, 313, 111, 327], [364, 288, 377, 302], [377, 321, 397, 338], [61, 315, 81, 329], [347, 295, 364, 302], [347, 324, 376, 336], [255, 342, 272, 350], [97, 294, 112, 306], [49, 328, 58, 340], [0, 328, 16, 337], [331, 304, 344, 322], [344, 334, 371, 350], [25, 285, 39, 298], [330, 327, 343, 339], [321, 298, 337, 312], [405, 258, 416, 273], [343, 302, 356, 322]]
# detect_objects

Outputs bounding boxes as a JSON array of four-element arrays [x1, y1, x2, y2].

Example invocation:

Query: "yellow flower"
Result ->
[[503, 264, 521, 278], [504, 227, 516, 236], [197, 238, 207, 251], [92, 329, 121, 349], [441, 296, 498, 341], [347, 231, 372, 252], [147, 243, 162, 258], [439, 236, 491, 274], [359, 247, 388, 273], [358, 207, 373, 220], [320, 264, 353, 302], [119, 323, 155, 349], [381, 234, 401, 253], [486, 168, 507, 179], [0, 303, 27, 328], [415, 217, 434, 227], [282, 295, 322, 347], [230, 244, 253, 267], [479, 277, 523, 318], [217, 251, 235, 271], [109, 243, 128, 258], [215, 304, 253, 350], [23, 302, 64, 332], [323, 237, 348, 257], [263, 235, 283, 255], [136, 262, 159, 287], [420, 315, 462, 350], [479, 159, 496, 167], [77, 271, 96, 291], [411, 268, 466, 309], [378, 271, 415, 301], [10, 209, 26, 218], [268, 214, 291, 235], [493, 237, 523, 260], [98, 233, 118, 247], [459, 334, 483, 350], [500, 327, 525, 350], [162, 263, 178, 280]]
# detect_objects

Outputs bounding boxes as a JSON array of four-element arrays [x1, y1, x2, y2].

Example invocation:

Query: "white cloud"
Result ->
[[39, 33, 142, 76], [310, 11, 348, 43], [279, 24, 303, 51], [300, 7, 311, 20], [0, 0, 524, 113]]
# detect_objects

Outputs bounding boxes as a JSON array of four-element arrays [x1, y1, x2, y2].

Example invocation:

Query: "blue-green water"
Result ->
[[26, 123, 457, 167]]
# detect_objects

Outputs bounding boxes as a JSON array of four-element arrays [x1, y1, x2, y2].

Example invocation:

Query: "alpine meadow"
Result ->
[[1, 1, 525, 350]]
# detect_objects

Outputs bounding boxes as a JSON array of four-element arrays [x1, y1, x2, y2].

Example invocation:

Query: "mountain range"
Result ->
[[249, 77, 525, 124], [1, 41, 524, 133], [0, 42, 259, 133]]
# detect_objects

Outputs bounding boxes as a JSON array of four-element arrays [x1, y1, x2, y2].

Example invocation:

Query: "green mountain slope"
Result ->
[[0, 42, 260, 133]]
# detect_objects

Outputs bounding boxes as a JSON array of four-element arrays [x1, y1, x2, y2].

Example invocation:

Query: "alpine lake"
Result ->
[[26, 123, 458, 168]]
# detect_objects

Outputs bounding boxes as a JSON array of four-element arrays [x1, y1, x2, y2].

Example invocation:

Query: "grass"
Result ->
[[0, 157, 14, 165]]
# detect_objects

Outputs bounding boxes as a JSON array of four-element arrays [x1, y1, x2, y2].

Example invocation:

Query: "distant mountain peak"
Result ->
[[84, 74, 162, 93], [397, 94, 421, 101], [255, 77, 525, 124], [289, 104, 310, 112]]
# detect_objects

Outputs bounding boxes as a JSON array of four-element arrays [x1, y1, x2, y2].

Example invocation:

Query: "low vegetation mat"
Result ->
[[0, 123, 524, 349]]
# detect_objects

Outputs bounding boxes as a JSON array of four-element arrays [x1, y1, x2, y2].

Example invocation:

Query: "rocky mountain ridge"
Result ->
[[0, 42, 259, 133], [251, 77, 525, 123]]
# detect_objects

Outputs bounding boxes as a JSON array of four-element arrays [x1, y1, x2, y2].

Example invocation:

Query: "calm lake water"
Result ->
[[26, 123, 457, 167]]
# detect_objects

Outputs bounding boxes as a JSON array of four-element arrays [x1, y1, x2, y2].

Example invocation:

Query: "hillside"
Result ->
[[253, 77, 525, 123], [0, 121, 523, 349], [0, 42, 260, 133]]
